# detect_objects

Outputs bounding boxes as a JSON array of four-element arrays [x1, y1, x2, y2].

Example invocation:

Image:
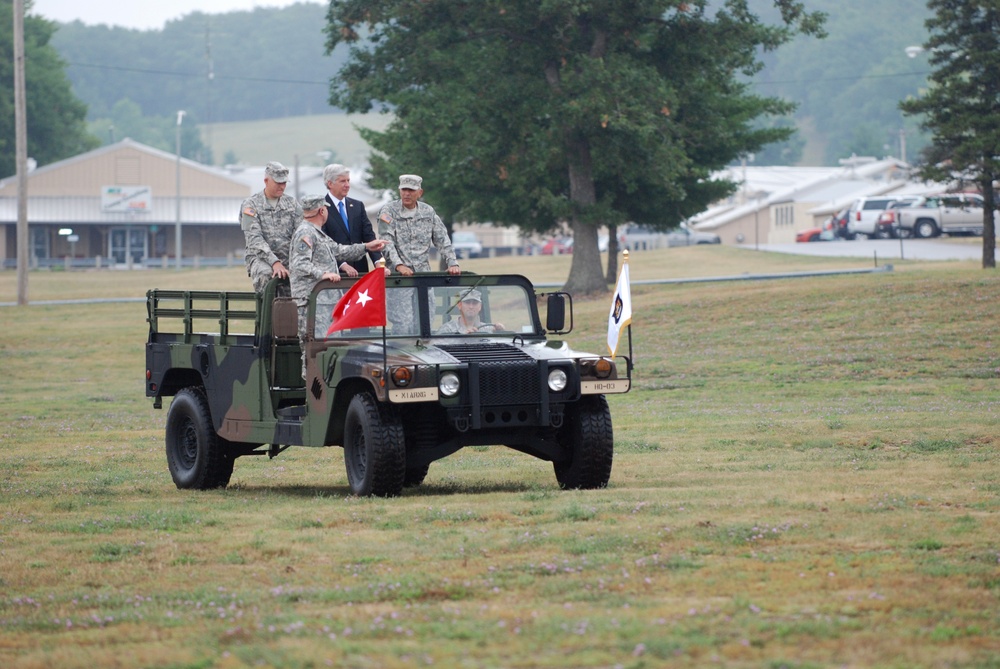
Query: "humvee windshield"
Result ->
[[314, 283, 539, 339]]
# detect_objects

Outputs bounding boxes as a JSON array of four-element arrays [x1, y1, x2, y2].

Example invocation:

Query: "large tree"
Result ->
[[0, 2, 98, 177], [900, 0, 1000, 269], [326, 0, 824, 293]]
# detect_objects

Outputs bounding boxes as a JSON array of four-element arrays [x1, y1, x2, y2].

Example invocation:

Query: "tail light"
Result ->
[[856, 210, 861, 221]]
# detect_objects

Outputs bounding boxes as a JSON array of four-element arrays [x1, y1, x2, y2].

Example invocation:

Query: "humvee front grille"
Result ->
[[478, 360, 540, 405], [436, 344, 541, 406]]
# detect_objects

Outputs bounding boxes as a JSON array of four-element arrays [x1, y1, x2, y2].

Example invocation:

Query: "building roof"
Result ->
[[0, 196, 246, 225], [691, 158, 948, 231], [0, 139, 401, 225]]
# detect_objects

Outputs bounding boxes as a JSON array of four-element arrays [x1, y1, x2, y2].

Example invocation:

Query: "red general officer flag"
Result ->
[[326, 270, 386, 335]]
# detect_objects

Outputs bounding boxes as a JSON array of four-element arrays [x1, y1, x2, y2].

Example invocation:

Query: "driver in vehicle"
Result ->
[[436, 288, 504, 334]]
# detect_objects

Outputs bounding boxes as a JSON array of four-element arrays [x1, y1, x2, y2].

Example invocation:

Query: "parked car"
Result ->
[[451, 231, 483, 259], [623, 223, 721, 250], [540, 237, 573, 255], [894, 193, 995, 238], [846, 196, 920, 239], [796, 217, 837, 243], [796, 224, 836, 243], [874, 199, 925, 239]]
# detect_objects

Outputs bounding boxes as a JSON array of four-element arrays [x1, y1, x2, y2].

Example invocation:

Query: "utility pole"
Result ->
[[14, 0, 29, 304], [175, 110, 185, 270]]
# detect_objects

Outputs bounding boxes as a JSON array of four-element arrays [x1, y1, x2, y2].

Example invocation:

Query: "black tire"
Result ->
[[165, 387, 234, 490], [343, 394, 406, 497], [554, 395, 614, 490], [914, 219, 939, 239], [403, 465, 430, 488]]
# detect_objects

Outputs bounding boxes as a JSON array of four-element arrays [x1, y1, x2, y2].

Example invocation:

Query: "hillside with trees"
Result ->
[[41, 0, 930, 169]]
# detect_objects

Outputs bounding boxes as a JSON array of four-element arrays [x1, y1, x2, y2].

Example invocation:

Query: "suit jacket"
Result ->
[[322, 194, 382, 273]]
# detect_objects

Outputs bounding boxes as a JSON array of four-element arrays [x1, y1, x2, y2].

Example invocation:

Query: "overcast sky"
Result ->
[[31, 0, 321, 31]]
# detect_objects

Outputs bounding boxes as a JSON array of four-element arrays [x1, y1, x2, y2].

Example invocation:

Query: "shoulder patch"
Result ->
[[243, 206, 257, 217], [379, 212, 393, 225], [301, 235, 313, 248]]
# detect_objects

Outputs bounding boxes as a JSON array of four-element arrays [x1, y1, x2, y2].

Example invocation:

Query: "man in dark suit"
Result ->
[[320, 163, 383, 276]]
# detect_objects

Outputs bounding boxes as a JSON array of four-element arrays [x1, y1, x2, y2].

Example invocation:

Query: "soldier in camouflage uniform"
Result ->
[[241, 161, 302, 293], [290, 195, 386, 377], [378, 174, 461, 332], [436, 289, 505, 334]]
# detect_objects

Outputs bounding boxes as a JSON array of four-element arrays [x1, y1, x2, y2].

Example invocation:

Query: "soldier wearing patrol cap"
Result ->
[[378, 174, 460, 333], [241, 161, 302, 293], [289, 195, 386, 376], [378, 174, 460, 276], [436, 288, 505, 334]]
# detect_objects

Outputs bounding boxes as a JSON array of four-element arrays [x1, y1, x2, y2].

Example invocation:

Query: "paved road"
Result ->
[[744, 238, 996, 262]]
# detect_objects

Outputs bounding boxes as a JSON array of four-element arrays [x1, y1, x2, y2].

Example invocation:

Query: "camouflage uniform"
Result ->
[[378, 199, 457, 332], [436, 317, 497, 335], [436, 289, 498, 334], [378, 199, 458, 272], [289, 219, 369, 370], [241, 191, 302, 293]]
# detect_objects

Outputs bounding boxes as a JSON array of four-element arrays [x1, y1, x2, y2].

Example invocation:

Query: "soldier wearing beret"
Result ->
[[290, 195, 386, 376], [240, 161, 302, 293]]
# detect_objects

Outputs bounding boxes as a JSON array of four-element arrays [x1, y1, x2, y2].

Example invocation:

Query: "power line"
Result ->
[[67, 60, 330, 86]]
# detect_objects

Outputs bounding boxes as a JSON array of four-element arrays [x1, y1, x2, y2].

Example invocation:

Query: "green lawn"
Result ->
[[1, 247, 998, 668]]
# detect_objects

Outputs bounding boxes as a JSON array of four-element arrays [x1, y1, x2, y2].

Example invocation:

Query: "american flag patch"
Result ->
[[243, 206, 256, 217]]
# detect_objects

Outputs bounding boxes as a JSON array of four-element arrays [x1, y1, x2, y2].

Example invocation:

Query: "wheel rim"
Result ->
[[348, 427, 367, 480], [178, 417, 198, 469]]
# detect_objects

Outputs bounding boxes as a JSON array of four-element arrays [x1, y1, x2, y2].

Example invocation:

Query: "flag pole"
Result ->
[[377, 259, 388, 379], [623, 250, 634, 374]]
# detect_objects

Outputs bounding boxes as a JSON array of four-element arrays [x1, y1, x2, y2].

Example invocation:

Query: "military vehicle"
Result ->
[[145, 273, 632, 496]]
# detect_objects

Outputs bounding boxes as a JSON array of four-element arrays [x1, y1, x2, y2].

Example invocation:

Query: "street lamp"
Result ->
[[175, 110, 186, 270]]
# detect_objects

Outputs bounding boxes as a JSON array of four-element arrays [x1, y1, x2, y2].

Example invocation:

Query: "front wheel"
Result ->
[[165, 387, 233, 489], [343, 394, 406, 496], [914, 219, 939, 239], [554, 396, 614, 490]]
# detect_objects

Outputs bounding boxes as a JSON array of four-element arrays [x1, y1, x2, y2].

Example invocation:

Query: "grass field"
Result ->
[[1, 247, 999, 668]]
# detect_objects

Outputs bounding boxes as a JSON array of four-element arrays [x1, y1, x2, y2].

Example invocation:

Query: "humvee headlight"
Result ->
[[391, 366, 412, 387], [547, 368, 568, 392], [439, 372, 461, 397]]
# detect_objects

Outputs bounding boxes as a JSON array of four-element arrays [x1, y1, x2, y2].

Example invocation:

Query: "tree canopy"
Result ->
[[0, 2, 98, 176], [900, 0, 1000, 269], [326, 0, 824, 292]]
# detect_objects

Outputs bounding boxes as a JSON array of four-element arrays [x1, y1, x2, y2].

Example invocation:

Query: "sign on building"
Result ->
[[101, 186, 152, 213]]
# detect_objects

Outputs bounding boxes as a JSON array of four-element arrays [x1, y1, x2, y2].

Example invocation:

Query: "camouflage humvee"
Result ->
[[145, 273, 631, 496]]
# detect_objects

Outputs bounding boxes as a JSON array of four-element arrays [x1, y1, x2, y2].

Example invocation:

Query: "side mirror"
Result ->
[[545, 292, 572, 334]]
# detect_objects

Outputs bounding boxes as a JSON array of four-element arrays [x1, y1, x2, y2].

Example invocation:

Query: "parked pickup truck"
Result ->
[[145, 274, 631, 496], [894, 193, 995, 238]]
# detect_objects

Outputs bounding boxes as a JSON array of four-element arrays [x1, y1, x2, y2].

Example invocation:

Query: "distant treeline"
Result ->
[[47, 0, 932, 166], [49, 2, 344, 124]]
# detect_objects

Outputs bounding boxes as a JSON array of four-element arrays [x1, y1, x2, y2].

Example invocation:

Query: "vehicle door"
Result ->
[[939, 195, 976, 232], [958, 195, 985, 232]]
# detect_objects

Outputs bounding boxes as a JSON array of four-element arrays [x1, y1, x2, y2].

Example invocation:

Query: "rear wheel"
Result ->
[[165, 387, 233, 489], [343, 394, 406, 496], [554, 396, 614, 490]]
